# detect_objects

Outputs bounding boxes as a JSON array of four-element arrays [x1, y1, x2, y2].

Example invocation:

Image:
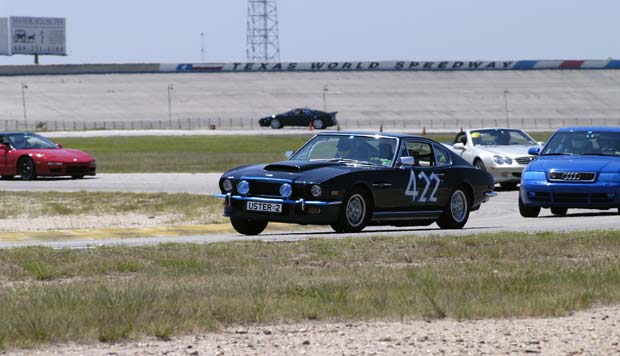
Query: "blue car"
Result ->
[[520, 126, 620, 217]]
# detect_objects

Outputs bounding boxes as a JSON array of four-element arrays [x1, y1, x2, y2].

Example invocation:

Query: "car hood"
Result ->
[[224, 160, 380, 183], [474, 145, 538, 157], [528, 155, 620, 173], [24, 149, 94, 163]]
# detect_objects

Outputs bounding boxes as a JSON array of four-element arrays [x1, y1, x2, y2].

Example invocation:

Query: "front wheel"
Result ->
[[519, 196, 540, 218], [18, 157, 37, 180], [473, 159, 486, 171], [312, 119, 324, 130], [230, 218, 268, 235], [437, 188, 469, 229], [270, 118, 282, 129], [331, 189, 371, 233]]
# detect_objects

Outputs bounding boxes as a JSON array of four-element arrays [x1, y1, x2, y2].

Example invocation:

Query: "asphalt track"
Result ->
[[1, 174, 619, 249]]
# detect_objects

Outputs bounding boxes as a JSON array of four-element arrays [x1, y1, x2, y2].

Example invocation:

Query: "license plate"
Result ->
[[246, 201, 282, 213]]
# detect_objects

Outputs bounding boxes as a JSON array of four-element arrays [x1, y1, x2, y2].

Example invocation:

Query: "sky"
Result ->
[[0, 0, 618, 65]]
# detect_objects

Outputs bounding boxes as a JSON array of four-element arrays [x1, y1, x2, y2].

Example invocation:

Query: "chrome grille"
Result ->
[[548, 172, 596, 182], [515, 156, 535, 165]]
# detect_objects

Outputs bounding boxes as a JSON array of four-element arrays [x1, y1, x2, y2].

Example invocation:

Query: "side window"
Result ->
[[434, 145, 451, 166], [454, 132, 466, 144], [402, 141, 435, 167]]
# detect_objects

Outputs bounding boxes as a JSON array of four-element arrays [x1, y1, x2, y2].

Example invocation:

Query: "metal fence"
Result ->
[[3, 117, 620, 132]]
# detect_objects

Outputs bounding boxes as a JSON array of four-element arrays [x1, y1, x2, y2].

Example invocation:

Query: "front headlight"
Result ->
[[237, 180, 250, 195], [492, 155, 512, 165], [310, 185, 322, 198], [222, 179, 233, 192], [279, 183, 292, 198]]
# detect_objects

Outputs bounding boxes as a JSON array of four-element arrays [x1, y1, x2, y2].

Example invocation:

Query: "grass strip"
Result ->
[[0, 229, 619, 349], [0, 191, 224, 225], [51, 132, 553, 173]]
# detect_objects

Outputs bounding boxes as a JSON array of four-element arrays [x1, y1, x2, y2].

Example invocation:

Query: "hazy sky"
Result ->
[[1, 0, 618, 65]]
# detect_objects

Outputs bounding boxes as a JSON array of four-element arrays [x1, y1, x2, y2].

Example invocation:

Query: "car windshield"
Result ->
[[291, 134, 398, 167], [7, 133, 58, 149], [470, 129, 537, 146], [541, 131, 620, 156]]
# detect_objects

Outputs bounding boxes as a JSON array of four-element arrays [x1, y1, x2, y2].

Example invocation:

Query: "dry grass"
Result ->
[[1, 230, 620, 349]]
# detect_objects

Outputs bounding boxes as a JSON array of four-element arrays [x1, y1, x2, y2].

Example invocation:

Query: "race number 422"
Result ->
[[405, 170, 440, 203]]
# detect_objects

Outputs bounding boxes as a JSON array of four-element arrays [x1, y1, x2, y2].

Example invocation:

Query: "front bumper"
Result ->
[[520, 180, 620, 209], [487, 165, 524, 183], [35, 162, 96, 177], [214, 194, 342, 224]]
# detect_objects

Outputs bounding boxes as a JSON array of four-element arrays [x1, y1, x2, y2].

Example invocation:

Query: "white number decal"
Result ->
[[406, 170, 441, 203]]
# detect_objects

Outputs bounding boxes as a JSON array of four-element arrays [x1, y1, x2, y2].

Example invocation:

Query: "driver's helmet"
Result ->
[[571, 135, 590, 150]]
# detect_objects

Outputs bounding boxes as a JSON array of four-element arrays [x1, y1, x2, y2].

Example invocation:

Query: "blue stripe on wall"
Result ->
[[605, 61, 620, 69], [513, 61, 538, 70]]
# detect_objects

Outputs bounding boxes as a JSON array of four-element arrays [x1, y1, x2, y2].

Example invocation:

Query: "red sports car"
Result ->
[[0, 132, 96, 180]]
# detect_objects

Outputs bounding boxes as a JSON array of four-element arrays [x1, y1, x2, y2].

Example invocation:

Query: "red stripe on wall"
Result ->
[[559, 60, 585, 69]]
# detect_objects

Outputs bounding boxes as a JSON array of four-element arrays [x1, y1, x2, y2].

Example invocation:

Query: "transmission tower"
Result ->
[[246, 0, 280, 62]]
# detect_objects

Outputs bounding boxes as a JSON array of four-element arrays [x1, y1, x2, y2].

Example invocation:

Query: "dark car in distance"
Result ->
[[216, 132, 497, 235], [259, 108, 338, 129]]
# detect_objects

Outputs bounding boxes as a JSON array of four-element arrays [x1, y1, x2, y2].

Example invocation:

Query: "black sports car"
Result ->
[[216, 132, 497, 235], [258, 108, 338, 129]]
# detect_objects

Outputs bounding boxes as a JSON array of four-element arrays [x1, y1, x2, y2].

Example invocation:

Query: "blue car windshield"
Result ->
[[292, 134, 398, 167], [541, 131, 620, 156], [7, 133, 58, 149]]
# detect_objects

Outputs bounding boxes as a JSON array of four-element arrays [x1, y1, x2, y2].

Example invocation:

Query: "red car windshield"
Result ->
[[7, 133, 58, 149]]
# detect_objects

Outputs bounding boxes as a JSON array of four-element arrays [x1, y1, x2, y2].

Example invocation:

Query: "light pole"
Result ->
[[503, 89, 510, 128], [200, 32, 205, 63], [21, 83, 28, 131], [322, 84, 328, 111], [167, 83, 174, 128]]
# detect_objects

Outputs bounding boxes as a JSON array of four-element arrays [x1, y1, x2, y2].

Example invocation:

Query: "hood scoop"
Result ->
[[264, 160, 335, 173]]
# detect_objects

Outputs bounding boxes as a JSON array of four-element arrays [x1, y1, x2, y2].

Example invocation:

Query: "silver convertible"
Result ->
[[444, 128, 542, 189]]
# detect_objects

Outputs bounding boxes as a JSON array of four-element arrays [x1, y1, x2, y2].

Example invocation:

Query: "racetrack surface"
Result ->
[[1, 174, 618, 249]]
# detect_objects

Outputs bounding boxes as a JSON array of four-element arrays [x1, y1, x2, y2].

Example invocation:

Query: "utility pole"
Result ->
[[21, 83, 28, 131], [168, 83, 174, 128], [200, 32, 205, 62], [503, 89, 510, 128], [322, 84, 328, 111]]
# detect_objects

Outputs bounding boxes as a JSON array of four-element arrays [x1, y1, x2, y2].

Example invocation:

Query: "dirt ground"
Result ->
[[6, 306, 619, 356]]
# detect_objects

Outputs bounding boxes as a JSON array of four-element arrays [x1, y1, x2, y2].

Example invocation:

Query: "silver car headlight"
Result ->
[[492, 155, 512, 165]]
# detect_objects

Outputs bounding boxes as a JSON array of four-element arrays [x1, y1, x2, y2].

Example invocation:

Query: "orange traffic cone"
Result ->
[[308, 121, 313, 131]]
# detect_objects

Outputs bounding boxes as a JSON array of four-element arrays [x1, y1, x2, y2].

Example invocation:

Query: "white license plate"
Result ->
[[246, 201, 282, 213]]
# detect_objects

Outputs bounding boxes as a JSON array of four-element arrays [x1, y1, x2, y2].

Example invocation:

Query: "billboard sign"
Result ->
[[7, 16, 66, 55]]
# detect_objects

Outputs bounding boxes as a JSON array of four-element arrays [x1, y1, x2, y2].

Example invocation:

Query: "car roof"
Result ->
[[315, 131, 433, 140], [556, 126, 620, 133]]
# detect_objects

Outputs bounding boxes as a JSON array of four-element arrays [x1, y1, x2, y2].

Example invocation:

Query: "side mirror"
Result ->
[[56, 143, 63, 148], [400, 156, 415, 166], [0, 143, 8, 151], [528, 147, 540, 156], [285, 150, 294, 159], [453, 142, 465, 150]]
